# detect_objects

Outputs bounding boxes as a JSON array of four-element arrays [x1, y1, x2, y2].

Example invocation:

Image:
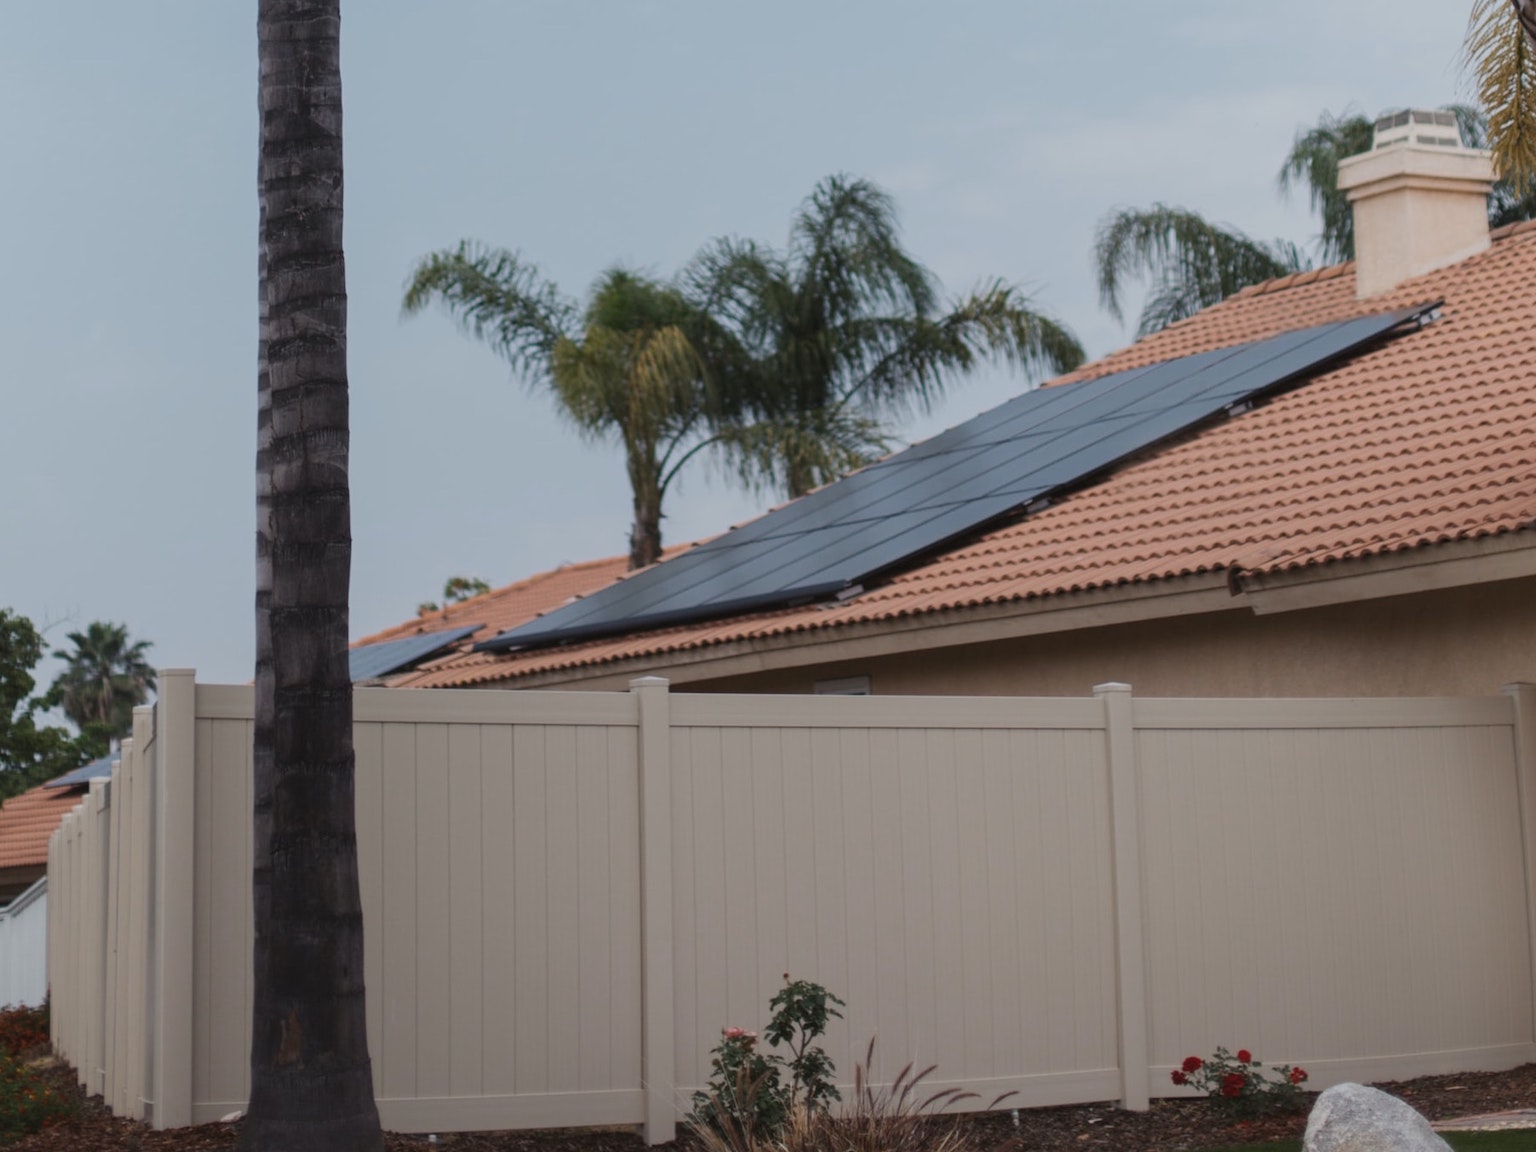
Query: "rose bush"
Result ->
[[1169, 1046, 1309, 1115]]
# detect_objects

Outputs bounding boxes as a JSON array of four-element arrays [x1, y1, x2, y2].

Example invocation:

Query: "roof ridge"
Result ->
[[352, 551, 638, 646], [1232, 261, 1352, 300], [1491, 217, 1536, 243]]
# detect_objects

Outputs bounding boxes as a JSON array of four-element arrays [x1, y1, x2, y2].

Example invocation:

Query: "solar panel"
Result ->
[[480, 306, 1434, 653], [45, 754, 115, 789], [349, 623, 482, 682]]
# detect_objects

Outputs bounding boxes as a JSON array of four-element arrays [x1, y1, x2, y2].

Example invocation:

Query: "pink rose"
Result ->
[[723, 1027, 745, 1039]]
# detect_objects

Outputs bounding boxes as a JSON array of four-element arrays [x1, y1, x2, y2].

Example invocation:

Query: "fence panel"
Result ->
[[44, 679, 1536, 1141], [185, 686, 646, 1131], [1136, 697, 1533, 1088], [666, 693, 1121, 1109]]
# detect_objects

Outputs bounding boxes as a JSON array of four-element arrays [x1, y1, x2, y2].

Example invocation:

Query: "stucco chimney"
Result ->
[[1336, 109, 1494, 297]]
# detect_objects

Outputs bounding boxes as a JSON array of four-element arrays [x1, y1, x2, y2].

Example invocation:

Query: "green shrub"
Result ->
[[691, 976, 846, 1141], [0, 1052, 76, 1145]]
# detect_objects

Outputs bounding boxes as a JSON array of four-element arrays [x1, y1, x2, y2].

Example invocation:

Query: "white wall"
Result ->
[[0, 877, 49, 1008]]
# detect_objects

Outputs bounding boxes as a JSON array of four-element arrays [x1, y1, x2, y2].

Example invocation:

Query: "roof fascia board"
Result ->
[[1236, 531, 1536, 615], [502, 573, 1239, 690], [499, 533, 1536, 690]]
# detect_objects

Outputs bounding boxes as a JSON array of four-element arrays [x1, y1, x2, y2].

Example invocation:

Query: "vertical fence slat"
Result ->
[[153, 674, 197, 1128], [632, 677, 675, 1147], [1098, 682, 1149, 1111], [1502, 682, 1536, 1046]]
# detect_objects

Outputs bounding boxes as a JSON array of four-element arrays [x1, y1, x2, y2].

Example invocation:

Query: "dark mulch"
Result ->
[[8, 1059, 1536, 1152]]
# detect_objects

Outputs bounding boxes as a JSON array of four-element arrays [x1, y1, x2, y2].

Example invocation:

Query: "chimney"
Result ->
[[1336, 109, 1494, 297]]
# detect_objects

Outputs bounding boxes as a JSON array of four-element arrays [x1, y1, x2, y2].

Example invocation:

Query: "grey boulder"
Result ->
[[1304, 1083, 1451, 1152]]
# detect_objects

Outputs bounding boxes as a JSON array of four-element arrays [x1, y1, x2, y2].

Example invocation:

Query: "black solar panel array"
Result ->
[[480, 307, 1431, 653], [349, 623, 482, 682]]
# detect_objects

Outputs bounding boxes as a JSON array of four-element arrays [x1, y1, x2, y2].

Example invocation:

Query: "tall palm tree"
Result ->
[[403, 255, 719, 568], [243, 2, 383, 1150], [44, 621, 153, 744], [1465, 0, 1536, 189], [1094, 207, 1308, 338], [683, 175, 1085, 498]]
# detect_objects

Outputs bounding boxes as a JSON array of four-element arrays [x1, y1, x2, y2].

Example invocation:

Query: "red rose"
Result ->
[[1181, 1056, 1204, 1073], [1221, 1072, 1245, 1097], [1170, 1070, 1188, 1086], [1236, 1049, 1252, 1063], [1290, 1067, 1308, 1084]]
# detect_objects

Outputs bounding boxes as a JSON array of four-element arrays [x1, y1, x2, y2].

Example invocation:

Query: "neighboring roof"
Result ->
[[349, 624, 482, 683], [351, 545, 695, 673], [0, 782, 89, 872], [393, 221, 1536, 689], [45, 754, 114, 790]]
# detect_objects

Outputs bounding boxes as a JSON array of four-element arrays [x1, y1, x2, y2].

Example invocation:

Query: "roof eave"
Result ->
[[468, 529, 1536, 691]]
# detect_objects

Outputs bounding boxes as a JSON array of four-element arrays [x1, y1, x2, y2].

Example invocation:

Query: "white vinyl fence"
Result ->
[[0, 876, 49, 1008], [47, 674, 1536, 1142]]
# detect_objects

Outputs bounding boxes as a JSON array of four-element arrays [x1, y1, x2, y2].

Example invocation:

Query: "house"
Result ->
[[374, 111, 1535, 700], [0, 757, 112, 1007], [348, 547, 692, 683]]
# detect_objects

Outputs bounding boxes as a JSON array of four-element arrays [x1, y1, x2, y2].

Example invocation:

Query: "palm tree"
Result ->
[[682, 175, 1085, 498], [1094, 206, 1308, 338], [243, 2, 383, 1150], [1465, 0, 1536, 189], [44, 621, 153, 745], [404, 255, 720, 568], [1276, 109, 1376, 262]]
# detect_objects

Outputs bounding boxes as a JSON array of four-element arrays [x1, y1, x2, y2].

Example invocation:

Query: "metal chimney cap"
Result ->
[[1372, 109, 1466, 151]]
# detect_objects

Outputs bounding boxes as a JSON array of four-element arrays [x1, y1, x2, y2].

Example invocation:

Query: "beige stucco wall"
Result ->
[[687, 577, 1536, 698]]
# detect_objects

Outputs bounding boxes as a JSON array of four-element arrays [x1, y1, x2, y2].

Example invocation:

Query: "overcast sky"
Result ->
[[0, 1, 1479, 689]]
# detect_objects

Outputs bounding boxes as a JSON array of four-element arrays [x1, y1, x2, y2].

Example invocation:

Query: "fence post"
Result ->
[[1096, 682, 1149, 1111], [1502, 682, 1536, 1045], [153, 670, 197, 1128], [632, 676, 676, 1146]]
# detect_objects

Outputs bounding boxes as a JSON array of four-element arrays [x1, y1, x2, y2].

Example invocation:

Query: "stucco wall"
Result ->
[[688, 577, 1536, 698]]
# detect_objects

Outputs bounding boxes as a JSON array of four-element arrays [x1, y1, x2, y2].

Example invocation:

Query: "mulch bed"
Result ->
[[8, 1059, 1536, 1152]]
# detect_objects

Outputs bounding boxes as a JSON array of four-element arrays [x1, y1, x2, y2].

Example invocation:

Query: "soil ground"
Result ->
[[8, 1060, 1536, 1152]]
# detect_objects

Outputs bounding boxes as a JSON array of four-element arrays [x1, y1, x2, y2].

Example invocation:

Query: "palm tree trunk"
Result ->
[[243, 3, 381, 1149], [629, 488, 663, 569]]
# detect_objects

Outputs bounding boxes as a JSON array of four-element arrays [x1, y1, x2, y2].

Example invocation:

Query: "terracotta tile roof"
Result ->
[[0, 784, 88, 871], [396, 221, 1536, 688]]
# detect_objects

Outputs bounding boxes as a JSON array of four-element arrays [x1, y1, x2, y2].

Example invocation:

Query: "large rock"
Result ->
[[1304, 1083, 1452, 1152]]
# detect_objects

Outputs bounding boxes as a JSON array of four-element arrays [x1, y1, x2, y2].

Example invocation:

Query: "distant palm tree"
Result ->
[[407, 176, 1085, 555], [404, 255, 719, 568], [1093, 206, 1308, 338], [1276, 109, 1376, 263], [45, 621, 153, 743], [683, 175, 1085, 498]]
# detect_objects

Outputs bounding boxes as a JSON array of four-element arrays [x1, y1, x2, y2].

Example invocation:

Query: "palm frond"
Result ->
[[1465, 0, 1536, 191], [847, 283, 1083, 418], [790, 174, 938, 325], [401, 240, 574, 378], [712, 409, 890, 498], [1094, 206, 1307, 335], [1276, 108, 1374, 262]]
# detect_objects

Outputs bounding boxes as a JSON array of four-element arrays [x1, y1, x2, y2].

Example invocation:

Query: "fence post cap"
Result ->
[[630, 676, 671, 690], [1093, 682, 1132, 696]]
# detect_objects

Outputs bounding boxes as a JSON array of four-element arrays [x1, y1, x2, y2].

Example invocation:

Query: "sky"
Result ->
[[0, 1, 1482, 692]]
